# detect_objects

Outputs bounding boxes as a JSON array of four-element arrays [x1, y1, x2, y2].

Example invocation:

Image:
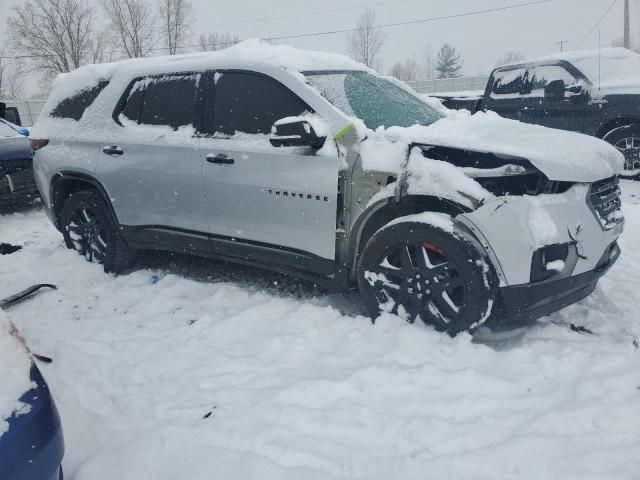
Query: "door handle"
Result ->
[[102, 145, 124, 156], [206, 154, 234, 165]]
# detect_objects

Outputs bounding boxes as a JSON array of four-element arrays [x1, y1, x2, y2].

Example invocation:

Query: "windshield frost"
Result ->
[[305, 71, 442, 130]]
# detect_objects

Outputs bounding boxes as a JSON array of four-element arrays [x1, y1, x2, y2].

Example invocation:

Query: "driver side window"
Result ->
[[525, 65, 577, 97], [202, 72, 311, 136]]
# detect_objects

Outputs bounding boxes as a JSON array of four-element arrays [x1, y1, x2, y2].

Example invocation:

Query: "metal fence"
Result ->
[[407, 76, 489, 95], [0, 100, 47, 127]]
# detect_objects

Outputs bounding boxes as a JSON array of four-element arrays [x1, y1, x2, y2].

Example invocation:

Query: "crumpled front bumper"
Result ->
[[457, 184, 624, 286], [456, 184, 623, 322], [498, 241, 620, 324]]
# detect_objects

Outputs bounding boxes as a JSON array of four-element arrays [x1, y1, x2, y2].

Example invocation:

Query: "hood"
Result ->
[[0, 137, 31, 163], [360, 111, 623, 183]]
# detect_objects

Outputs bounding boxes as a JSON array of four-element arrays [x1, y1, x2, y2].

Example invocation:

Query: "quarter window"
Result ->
[[51, 81, 109, 120], [490, 68, 527, 97], [204, 72, 310, 136]]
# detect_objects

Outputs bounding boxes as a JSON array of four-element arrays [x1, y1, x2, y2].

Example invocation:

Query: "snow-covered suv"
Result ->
[[30, 41, 625, 335]]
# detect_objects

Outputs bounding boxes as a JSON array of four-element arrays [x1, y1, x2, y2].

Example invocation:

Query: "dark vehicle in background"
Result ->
[[0, 119, 38, 211], [0, 102, 23, 127], [436, 48, 640, 178]]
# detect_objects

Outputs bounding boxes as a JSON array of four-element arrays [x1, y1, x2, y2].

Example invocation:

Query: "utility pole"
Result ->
[[555, 40, 568, 52], [624, 0, 630, 49]]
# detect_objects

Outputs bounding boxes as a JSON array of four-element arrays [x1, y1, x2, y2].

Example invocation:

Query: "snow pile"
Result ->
[[358, 110, 624, 182], [2, 184, 640, 479], [0, 188, 639, 478], [0, 310, 34, 438]]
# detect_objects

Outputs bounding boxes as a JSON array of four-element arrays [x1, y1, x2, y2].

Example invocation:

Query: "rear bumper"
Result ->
[[498, 242, 620, 324]]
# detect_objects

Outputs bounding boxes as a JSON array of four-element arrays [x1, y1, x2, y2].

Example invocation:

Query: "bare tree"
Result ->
[[7, 0, 96, 74], [346, 9, 385, 70], [101, 0, 157, 58], [197, 32, 240, 52], [0, 45, 11, 95], [389, 61, 404, 80], [421, 44, 436, 80], [389, 55, 420, 82], [90, 30, 120, 64], [496, 50, 525, 66], [1, 64, 26, 100], [159, 0, 192, 55]]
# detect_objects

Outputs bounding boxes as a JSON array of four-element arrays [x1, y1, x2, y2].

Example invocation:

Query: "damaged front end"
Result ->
[[393, 143, 624, 325]]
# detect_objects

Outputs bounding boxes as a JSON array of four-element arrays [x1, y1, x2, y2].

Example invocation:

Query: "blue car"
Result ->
[[0, 315, 64, 480], [0, 119, 38, 211], [0, 117, 30, 138]]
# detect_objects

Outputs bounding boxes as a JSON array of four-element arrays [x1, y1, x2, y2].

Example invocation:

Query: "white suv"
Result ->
[[30, 40, 624, 335]]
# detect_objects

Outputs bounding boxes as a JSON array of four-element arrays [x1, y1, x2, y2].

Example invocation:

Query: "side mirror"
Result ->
[[270, 117, 326, 149], [544, 79, 566, 101], [19, 127, 29, 137]]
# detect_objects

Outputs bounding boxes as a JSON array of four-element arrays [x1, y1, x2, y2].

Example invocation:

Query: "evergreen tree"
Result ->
[[435, 43, 463, 79]]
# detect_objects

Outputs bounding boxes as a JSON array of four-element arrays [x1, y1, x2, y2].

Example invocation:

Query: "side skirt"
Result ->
[[121, 225, 350, 292]]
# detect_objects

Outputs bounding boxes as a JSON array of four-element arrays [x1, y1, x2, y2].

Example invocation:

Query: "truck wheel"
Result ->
[[60, 190, 134, 273], [603, 124, 640, 179], [357, 217, 496, 336]]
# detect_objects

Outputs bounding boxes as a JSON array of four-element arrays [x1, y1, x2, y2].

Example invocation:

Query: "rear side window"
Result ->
[[490, 68, 527, 97], [204, 72, 309, 135], [52, 81, 109, 120], [119, 74, 200, 129]]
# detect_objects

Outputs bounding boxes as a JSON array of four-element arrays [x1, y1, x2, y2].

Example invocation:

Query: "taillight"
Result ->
[[30, 139, 49, 151]]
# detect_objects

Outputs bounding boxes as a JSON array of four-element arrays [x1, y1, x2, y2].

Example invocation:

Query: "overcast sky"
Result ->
[[1, 0, 639, 78]]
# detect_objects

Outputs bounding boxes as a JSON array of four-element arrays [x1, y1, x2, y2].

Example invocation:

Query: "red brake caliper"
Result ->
[[423, 243, 445, 255]]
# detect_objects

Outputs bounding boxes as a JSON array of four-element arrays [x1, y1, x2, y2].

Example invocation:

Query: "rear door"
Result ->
[[198, 70, 339, 263], [96, 73, 208, 238]]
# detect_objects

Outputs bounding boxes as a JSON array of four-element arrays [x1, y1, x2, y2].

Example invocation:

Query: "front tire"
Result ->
[[603, 124, 640, 179], [357, 216, 496, 336], [60, 190, 134, 273]]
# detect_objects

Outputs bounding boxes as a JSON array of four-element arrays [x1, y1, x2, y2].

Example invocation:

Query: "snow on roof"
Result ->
[[505, 47, 640, 93], [49, 39, 368, 105], [0, 310, 34, 438]]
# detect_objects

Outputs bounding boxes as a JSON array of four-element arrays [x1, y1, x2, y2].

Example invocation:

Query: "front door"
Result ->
[[198, 71, 339, 263]]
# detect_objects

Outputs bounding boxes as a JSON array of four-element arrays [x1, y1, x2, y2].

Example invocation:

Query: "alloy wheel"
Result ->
[[615, 136, 640, 173], [364, 241, 465, 328], [67, 206, 108, 263]]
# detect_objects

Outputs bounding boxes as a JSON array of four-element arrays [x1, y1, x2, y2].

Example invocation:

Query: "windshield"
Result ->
[[305, 71, 443, 130]]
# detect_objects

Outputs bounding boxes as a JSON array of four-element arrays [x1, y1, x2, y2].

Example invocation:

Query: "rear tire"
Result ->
[[60, 190, 134, 273], [603, 124, 640, 179], [357, 216, 496, 336]]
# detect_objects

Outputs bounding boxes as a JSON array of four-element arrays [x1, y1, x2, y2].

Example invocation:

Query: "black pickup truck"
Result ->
[[435, 48, 640, 178]]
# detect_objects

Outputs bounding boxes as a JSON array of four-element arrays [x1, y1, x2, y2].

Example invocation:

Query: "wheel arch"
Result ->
[[50, 172, 118, 228], [597, 117, 640, 140], [347, 195, 470, 281]]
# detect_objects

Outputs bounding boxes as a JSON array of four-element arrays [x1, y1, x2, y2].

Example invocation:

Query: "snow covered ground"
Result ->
[[1, 182, 639, 480]]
